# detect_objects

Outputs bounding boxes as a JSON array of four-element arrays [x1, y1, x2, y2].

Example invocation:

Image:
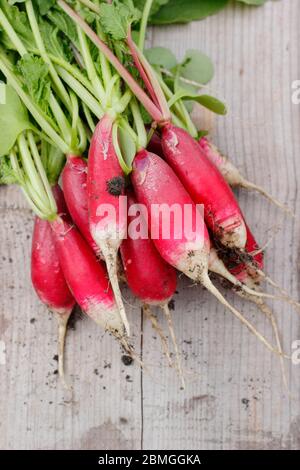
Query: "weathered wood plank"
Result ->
[[141, 0, 300, 450], [1, 0, 300, 451]]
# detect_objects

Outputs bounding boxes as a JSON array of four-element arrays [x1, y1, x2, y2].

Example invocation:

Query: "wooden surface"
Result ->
[[1, 0, 300, 450]]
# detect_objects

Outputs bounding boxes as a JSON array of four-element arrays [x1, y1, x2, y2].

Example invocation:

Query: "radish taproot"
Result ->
[[87, 114, 129, 335], [31, 185, 75, 386], [199, 137, 293, 216], [131, 150, 280, 354]]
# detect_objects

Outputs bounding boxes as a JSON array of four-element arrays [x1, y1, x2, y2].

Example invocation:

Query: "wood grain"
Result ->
[[1, 0, 300, 450]]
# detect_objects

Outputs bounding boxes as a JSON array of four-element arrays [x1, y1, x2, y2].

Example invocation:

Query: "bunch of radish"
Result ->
[[0, 0, 297, 389]]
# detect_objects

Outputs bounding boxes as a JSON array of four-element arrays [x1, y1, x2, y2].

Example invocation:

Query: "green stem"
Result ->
[[130, 98, 147, 149], [82, 103, 96, 133], [95, 15, 112, 90], [77, 0, 100, 13], [49, 93, 72, 146], [27, 132, 57, 214], [18, 133, 48, 204], [76, 25, 106, 103], [138, 0, 153, 51], [56, 65, 104, 119], [25, 0, 72, 110], [9, 151, 45, 218]]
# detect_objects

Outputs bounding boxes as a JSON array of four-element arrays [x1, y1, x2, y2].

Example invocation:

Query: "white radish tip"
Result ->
[[87, 302, 126, 337]]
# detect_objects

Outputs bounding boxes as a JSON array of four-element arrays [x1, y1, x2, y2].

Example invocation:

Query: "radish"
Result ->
[[161, 124, 247, 250], [87, 114, 129, 335], [120, 192, 184, 384], [131, 150, 280, 354], [199, 137, 293, 216], [50, 213, 129, 341], [62, 156, 100, 255], [31, 184, 75, 386]]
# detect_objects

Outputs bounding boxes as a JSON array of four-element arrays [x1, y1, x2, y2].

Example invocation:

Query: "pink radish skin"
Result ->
[[120, 194, 177, 305], [199, 137, 292, 215], [62, 156, 100, 255], [161, 124, 247, 250], [31, 184, 75, 385], [88, 114, 129, 335], [132, 150, 280, 355], [51, 216, 124, 337]]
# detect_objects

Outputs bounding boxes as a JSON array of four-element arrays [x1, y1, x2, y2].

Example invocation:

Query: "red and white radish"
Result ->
[[131, 150, 280, 354], [161, 124, 247, 250], [31, 184, 75, 385], [51, 215, 126, 339], [87, 114, 129, 335]]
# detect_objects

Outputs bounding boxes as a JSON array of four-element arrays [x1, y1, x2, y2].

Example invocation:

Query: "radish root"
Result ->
[[55, 312, 72, 390], [143, 304, 173, 367], [239, 179, 294, 218], [161, 303, 185, 389], [200, 272, 283, 356], [101, 244, 130, 336]]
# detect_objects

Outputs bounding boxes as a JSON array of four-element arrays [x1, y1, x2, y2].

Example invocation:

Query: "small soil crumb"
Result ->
[[53, 369, 58, 375], [121, 355, 133, 366], [119, 417, 128, 424], [30, 318, 36, 324], [106, 176, 125, 196], [184, 339, 192, 345], [241, 398, 250, 409], [53, 355, 58, 362], [168, 299, 175, 311], [125, 375, 133, 383], [104, 361, 111, 369], [94, 368, 99, 376]]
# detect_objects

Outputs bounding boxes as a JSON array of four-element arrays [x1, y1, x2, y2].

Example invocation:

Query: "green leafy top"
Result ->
[[17, 54, 51, 114], [98, 0, 141, 41]]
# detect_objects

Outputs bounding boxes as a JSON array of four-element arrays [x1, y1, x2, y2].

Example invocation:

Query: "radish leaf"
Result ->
[[0, 85, 32, 158], [145, 47, 177, 70], [150, 0, 229, 25], [98, 0, 141, 40], [168, 89, 227, 115], [180, 49, 214, 86], [17, 54, 51, 113]]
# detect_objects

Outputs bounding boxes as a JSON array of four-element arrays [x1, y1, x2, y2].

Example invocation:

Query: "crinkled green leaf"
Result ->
[[98, 0, 141, 41], [145, 47, 177, 70], [39, 18, 73, 61], [47, 6, 80, 47], [0, 84, 31, 158], [17, 54, 51, 113], [0, 154, 18, 184], [32, 0, 56, 15]]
